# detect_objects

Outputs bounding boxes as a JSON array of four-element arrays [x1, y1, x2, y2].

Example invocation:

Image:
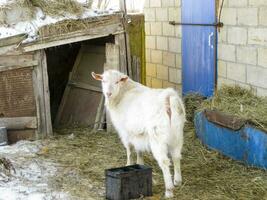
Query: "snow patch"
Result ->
[[0, 141, 71, 200]]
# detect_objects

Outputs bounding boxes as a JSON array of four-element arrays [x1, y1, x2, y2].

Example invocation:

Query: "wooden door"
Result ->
[[182, 0, 217, 97], [55, 45, 106, 127], [0, 51, 52, 143]]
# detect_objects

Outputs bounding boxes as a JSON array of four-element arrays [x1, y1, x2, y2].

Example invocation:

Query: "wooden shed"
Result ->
[[0, 12, 145, 143]]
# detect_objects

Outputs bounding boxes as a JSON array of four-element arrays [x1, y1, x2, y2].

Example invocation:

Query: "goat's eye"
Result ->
[[115, 81, 119, 84]]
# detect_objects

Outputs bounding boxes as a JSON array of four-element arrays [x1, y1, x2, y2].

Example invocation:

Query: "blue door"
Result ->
[[182, 0, 217, 97]]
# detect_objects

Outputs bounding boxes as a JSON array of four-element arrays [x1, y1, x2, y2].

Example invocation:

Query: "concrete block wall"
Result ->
[[218, 0, 267, 96], [144, 0, 182, 90]]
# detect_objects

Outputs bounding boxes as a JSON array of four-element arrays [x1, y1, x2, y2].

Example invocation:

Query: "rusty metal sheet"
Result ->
[[204, 109, 246, 131], [0, 68, 36, 117]]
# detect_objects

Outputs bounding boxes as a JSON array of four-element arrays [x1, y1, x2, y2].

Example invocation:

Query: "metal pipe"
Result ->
[[169, 21, 223, 27]]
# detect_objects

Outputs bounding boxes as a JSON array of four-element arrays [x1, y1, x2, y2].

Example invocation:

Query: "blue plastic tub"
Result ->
[[195, 110, 267, 169]]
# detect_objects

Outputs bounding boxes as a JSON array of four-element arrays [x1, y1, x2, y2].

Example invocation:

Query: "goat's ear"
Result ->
[[120, 76, 128, 82], [91, 72, 103, 81]]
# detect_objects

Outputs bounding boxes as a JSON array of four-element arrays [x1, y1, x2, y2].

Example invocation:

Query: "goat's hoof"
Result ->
[[165, 190, 174, 198], [174, 180, 182, 186], [126, 162, 133, 166], [174, 175, 182, 186]]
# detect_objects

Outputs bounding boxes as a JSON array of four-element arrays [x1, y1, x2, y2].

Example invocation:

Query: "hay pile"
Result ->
[[184, 93, 205, 122], [0, 0, 92, 25], [28, 0, 87, 17], [38, 126, 267, 199], [200, 85, 267, 131]]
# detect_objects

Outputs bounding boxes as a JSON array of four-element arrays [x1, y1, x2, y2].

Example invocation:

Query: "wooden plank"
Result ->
[[131, 56, 141, 82], [54, 47, 83, 127], [204, 109, 246, 131], [68, 81, 102, 92], [32, 51, 46, 139], [136, 56, 141, 82], [99, 106, 106, 130], [0, 117, 37, 129], [55, 45, 105, 127], [0, 34, 27, 47], [0, 54, 36, 66], [40, 50, 53, 136], [131, 56, 137, 81], [105, 43, 120, 70], [115, 34, 127, 74], [23, 34, 107, 52], [56, 88, 102, 127], [22, 23, 124, 52], [125, 33, 132, 78], [0, 44, 19, 55], [93, 95, 104, 131], [0, 63, 37, 72]]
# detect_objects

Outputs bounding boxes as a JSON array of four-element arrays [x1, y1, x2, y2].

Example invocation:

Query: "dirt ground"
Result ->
[[0, 124, 267, 200]]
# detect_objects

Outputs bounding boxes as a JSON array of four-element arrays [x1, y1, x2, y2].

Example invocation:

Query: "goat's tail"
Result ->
[[169, 94, 186, 134]]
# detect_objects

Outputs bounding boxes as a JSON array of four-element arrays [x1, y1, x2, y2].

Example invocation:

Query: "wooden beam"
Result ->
[[0, 117, 37, 129], [23, 34, 108, 52], [32, 51, 47, 139], [105, 43, 120, 70], [68, 81, 102, 93], [0, 65, 35, 73], [0, 54, 35, 66], [40, 50, 53, 136], [22, 22, 124, 52], [93, 95, 104, 131], [0, 34, 27, 47], [115, 34, 127, 74]]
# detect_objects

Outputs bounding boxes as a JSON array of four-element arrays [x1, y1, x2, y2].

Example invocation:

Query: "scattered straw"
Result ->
[[199, 85, 267, 131], [38, 126, 267, 199], [184, 93, 205, 122]]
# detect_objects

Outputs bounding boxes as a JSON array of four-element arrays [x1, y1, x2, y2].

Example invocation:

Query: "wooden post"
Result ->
[[33, 50, 52, 139], [40, 50, 53, 136], [118, 0, 132, 78], [104, 43, 121, 133]]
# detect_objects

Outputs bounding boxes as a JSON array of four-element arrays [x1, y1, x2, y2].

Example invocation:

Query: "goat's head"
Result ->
[[91, 70, 128, 99]]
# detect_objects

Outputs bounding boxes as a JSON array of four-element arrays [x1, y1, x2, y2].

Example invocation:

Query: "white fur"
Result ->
[[94, 70, 186, 198]]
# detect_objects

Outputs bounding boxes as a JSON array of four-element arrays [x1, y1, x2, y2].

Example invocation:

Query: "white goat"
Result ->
[[92, 70, 186, 198]]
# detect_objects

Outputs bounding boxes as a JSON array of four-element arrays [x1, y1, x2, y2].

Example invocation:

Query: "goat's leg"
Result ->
[[170, 148, 182, 186], [125, 145, 133, 166], [136, 151, 144, 165], [150, 140, 174, 198]]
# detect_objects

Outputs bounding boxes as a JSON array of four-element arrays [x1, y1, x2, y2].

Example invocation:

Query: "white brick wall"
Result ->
[[247, 66, 267, 88], [228, 27, 247, 45], [237, 8, 258, 26], [221, 8, 237, 25], [258, 48, 267, 68], [249, 0, 267, 6], [217, 1, 267, 96], [259, 8, 267, 26], [248, 28, 267, 46], [144, 0, 267, 96], [218, 44, 236, 62], [236, 46, 257, 65], [144, 0, 181, 90]]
